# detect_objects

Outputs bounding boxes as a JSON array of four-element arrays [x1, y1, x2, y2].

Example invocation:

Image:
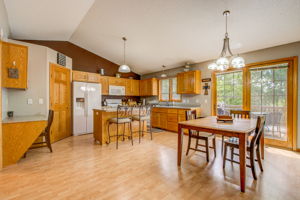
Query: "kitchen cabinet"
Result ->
[[140, 78, 158, 96], [87, 72, 100, 83], [72, 70, 88, 82], [151, 107, 200, 132], [1, 41, 28, 89], [108, 77, 127, 86], [126, 79, 140, 96], [177, 70, 201, 94], [99, 76, 109, 95]]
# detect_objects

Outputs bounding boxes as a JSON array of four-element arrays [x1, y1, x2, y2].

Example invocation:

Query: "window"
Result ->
[[159, 77, 181, 101], [216, 71, 243, 115]]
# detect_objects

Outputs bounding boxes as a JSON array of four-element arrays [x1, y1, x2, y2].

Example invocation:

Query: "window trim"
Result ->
[[159, 77, 182, 102]]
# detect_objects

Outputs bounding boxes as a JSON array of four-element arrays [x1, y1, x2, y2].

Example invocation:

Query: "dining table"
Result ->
[[177, 116, 262, 192]]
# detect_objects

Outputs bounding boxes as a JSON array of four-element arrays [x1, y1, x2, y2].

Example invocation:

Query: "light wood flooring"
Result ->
[[0, 132, 299, 200]]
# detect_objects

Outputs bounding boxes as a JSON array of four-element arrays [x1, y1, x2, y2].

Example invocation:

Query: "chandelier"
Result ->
[[208, 10, 245, 71]]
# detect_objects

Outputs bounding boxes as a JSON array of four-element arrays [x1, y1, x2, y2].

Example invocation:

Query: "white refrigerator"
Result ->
[[73, 81, 102, 136]]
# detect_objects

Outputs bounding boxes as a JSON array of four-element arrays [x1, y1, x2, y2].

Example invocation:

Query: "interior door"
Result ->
[[50, 63, 71, 143]]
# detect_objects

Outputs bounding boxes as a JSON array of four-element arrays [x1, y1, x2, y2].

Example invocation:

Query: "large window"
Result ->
[[159, 77, 181, 101], [216, 71, 243, 115]]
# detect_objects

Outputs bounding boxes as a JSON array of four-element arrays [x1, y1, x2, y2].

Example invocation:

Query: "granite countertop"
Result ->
[[153, 105, 200, 109], [2, 115, 48, 124]]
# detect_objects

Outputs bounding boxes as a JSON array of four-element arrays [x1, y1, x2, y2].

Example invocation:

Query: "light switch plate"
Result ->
[[27, 98, 33, 105], [38, 98, 44, 105]]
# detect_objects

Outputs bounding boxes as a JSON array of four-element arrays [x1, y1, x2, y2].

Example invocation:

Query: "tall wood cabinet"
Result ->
[[1, 42, 28, 89], [177, 70, 201, 94], [140, 78, 158, 96], [126, 79, 140, 96]]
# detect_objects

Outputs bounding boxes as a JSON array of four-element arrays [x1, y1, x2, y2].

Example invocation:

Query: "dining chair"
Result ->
[[132, 104, 153, 143], [185, 110, 216, 162], [223, 116, 265, 180], [107, 105, 133, 149], [221, 110, 250, 153], [24, 110, 54, 157]]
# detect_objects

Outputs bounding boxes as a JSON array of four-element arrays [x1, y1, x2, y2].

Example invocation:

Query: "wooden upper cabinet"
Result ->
[[99, 76, 109, 95], [108, 77, 127, 86], [87, 72, 100, 83], [177, 70, 201, 94], [140, 78, 158, 96], [1, 42, 28, 89], [72, 70, 88, 82], [126, 79, 140, 96]]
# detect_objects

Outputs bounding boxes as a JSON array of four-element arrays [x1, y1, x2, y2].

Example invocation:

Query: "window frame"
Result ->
[[159, 77, 182, 102]]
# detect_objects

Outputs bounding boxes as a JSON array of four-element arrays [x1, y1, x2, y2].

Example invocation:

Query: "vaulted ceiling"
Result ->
[[4, 0, 300, 74]]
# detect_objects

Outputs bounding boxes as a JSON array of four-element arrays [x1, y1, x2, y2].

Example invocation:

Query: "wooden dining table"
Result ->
[[177, 116, 262, 192]]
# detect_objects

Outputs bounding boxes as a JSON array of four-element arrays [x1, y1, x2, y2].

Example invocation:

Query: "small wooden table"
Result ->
[[177, 116, 259, 192]]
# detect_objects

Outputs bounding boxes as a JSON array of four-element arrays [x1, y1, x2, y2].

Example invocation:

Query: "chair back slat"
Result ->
[[250, 116, 266, 149], [185, 110, 197, 135], [138, 104, 152, 117], [230, 110, 250, 119], [45, 110, 54, 135], [117, 105, 133, 119]]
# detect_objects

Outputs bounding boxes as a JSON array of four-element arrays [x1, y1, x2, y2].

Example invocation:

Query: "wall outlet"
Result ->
[[27, 98, 33, 105], [38, 98, 44, 105]]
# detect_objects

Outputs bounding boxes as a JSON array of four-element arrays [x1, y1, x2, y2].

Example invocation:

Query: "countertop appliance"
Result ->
[[109, 85, 125, 96], [73, 81, 101, 136], [106, 99, 122, 107]]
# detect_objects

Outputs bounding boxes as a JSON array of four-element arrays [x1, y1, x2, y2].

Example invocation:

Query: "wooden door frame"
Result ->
[[211, 57, 298, 150]]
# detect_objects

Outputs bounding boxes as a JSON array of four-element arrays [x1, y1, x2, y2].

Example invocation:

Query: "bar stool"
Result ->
[[107, 105, 133, 149], [132, 105, 153, 143]]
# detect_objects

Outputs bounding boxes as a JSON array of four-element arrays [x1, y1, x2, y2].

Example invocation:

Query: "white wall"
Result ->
[[2, 40, 72, 117], [0, 0, 10, 40], [142, 41, 300, 148]]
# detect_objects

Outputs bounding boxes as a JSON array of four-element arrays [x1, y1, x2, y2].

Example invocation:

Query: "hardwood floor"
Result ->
[[0, 132, 299, 200]]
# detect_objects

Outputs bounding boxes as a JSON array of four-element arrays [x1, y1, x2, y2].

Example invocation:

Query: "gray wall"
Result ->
[[2, 40, 72, 118], [142, 41, 300, 148]]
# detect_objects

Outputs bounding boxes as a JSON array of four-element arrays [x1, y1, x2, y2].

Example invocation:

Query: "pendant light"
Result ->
[[208, 10, 245, 71], [118, 37, 131, 73], [161, 65, 167, 78]]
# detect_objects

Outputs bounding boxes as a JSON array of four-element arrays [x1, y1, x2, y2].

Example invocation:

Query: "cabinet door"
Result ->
[[151, 112, 160, 127], [87, 72, 100, 83], [159, 113, 168, 129], [125, 79, 132, 96], [73, 70, 88, 82], [99, 76, 109, 95], [108, 77, 126, 86], [132, 80, 140, 96], [177, 72, 184, 94], [2, 42, 28, 89]]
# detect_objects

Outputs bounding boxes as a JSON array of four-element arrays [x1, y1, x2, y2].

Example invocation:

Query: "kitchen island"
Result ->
[[93, 108, 147, 145]]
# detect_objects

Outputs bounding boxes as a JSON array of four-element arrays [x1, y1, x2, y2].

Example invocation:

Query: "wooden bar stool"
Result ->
[[223, 116, 265, 180], [185, 110, 216, 162], [107, 105, 133, 149], [132, 105, 153, 143]]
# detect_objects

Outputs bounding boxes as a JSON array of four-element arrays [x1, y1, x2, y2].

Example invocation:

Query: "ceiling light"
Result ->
[[118, 37, 131, 73], [161, 65, 167, 78], [208, 10, 245, 71]]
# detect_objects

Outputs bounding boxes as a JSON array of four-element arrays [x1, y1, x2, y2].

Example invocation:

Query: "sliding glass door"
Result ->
[[250, 64, 288, 141], [216, 71, 243, 115], [212, 57, 297, 149]]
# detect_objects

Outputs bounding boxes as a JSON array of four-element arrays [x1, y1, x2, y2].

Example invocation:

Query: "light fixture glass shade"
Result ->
[[161, 73, 167, 78], [118, 64, 131, 73], [208, 63, 218, 70], [231, 56, 245, 68], [216, 57, 229, 71]]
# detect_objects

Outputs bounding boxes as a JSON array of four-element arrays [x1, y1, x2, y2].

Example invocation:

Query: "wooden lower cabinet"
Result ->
[[151, 107, 200, 132]]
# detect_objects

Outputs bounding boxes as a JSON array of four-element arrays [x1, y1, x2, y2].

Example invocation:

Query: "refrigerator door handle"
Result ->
[[84, 85, 89, 117]]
